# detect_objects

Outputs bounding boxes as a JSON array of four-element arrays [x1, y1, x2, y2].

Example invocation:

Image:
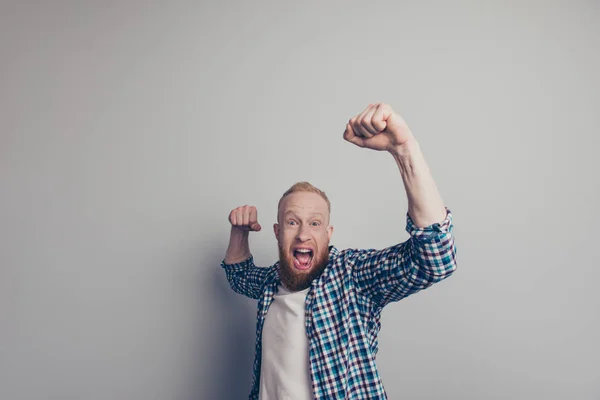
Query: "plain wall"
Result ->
[[1, 1, 599, 399]]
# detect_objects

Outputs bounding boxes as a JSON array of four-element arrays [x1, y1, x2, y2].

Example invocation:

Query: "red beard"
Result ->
[[278, 244, 330, 291]]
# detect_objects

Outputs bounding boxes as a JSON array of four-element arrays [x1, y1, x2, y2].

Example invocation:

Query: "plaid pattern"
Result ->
[[222, 208, 457, 399]]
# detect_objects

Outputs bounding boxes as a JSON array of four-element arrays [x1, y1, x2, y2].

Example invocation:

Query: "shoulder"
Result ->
[[330, 245, 375, 261], [328, 245, 372, 271], [331, 243, 409, 269]]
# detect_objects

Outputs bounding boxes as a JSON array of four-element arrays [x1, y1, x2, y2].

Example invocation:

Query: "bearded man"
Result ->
[[221, 103, 457, 400]]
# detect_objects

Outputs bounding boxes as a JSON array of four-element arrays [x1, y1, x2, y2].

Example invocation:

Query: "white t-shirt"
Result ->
[[259, 284, 313, 400]]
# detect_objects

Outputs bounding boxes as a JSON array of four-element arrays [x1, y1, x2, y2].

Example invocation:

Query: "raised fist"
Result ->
[[343, 103, 414, 152], [228, 205, 262, 232]]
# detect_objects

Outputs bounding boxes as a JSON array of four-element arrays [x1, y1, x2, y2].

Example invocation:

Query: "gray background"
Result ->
[[1, 1, 599, 399]]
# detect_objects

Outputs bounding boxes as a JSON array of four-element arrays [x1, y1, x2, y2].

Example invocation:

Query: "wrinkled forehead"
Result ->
[[277, 192, 330, 222]]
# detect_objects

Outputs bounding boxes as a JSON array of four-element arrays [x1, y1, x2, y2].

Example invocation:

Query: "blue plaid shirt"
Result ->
[[221, 208, 457, 399]]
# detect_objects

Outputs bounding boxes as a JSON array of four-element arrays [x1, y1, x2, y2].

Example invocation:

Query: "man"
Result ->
[[221, 103, 457, 399]]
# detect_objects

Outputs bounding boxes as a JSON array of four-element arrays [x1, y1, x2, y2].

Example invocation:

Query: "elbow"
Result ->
[[440, 240, 458, 277], [410, 235, 457, 280]]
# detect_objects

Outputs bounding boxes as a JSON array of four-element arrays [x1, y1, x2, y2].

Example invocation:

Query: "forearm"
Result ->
[[224, 227, 252, 264], [390, 138, 446, 228]]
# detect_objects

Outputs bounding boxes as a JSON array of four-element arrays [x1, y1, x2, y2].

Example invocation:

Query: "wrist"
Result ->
[[230, 226, 250, 237], [388, 138, 420, 158]]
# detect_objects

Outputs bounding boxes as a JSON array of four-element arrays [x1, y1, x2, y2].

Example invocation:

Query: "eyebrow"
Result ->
[[283, 211, 325, 219]]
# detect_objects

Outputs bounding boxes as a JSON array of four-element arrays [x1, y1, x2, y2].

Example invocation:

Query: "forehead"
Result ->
[[278, 191, 329, 217]]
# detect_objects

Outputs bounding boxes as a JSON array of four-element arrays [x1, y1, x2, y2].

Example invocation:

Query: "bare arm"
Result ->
[[222, 205, 273, 300], [343, 103, 456, 307], [224, 228, 251, 264], [224, 205, 261, 264], [343, 103, 446, 227], [390, 139, 446, 228]]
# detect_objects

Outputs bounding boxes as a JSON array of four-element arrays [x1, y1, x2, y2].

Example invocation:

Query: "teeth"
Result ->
[[296, 249, 311, 253]]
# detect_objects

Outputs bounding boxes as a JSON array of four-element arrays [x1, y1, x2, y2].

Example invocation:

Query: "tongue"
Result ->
[[296, 252, 311, 265]]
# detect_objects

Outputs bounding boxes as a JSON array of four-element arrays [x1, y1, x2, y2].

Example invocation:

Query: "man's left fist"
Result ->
[[343, 103, 415, 152]]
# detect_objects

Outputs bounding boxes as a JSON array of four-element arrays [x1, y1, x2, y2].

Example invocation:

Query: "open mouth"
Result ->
[[292, 248, 313, 270]]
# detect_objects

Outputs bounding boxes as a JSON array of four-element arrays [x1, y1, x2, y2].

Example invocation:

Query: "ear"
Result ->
[[273, 223, 280, 241], [327, 225, 334, 241]]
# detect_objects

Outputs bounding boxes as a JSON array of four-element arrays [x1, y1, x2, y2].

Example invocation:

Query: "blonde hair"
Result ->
[[277, 181, 331, 219]]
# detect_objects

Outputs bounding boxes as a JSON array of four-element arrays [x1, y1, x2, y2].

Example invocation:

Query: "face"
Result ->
[[274, 191, 334, 291]]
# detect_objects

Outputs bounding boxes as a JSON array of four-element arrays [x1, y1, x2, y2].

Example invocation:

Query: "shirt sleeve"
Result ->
[[349, 208, 457, 309], [221, 256, 275, 300]]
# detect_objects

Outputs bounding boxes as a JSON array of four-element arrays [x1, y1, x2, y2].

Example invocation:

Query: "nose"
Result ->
[[295, 224, 310, 242]]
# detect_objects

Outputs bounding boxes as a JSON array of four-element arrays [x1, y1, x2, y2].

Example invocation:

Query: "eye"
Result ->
[[311, 221, 321, 227], [287, 220, 297, 226]]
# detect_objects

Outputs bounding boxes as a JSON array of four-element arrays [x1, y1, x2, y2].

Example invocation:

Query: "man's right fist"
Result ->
[[228, 205, 262, 232]]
